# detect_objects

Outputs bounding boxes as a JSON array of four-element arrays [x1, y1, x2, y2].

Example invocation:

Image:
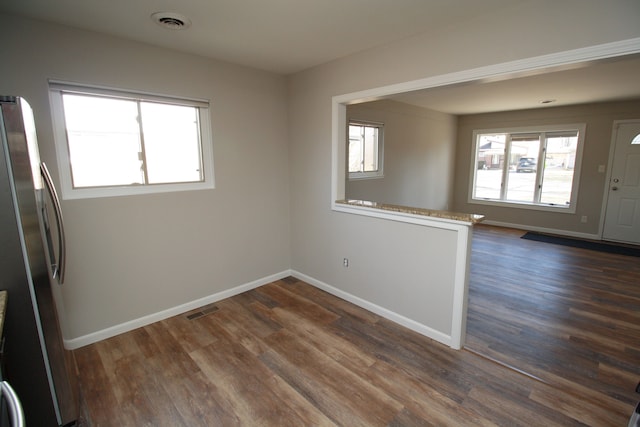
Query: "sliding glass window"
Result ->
[[49, 81, 214, 199], [470, 125, 585, 212]]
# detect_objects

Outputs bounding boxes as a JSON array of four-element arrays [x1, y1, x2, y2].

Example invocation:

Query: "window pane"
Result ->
[[506, 135, 539, 202], [540, 133, 578, 205], [348, 125, 364, 173], [473, 134, 505, 199], [63, 94, 143, 187], [140, 102, 203, 184], [362, 126, 379, 172]]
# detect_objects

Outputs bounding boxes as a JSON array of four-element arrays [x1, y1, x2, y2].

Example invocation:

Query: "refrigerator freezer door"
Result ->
[[0, 96, 78, 426]]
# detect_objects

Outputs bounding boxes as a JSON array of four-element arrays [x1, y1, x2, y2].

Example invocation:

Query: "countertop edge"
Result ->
[[335, 199, 485, 224]]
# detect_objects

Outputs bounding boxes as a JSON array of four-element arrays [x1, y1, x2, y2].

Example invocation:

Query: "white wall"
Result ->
[[0, 15, 291, 342], [289, 0, 640, 343], [346, 100, 457, 210]]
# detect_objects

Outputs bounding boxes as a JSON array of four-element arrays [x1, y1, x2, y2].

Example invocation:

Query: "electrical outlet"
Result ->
[[581, 215, 588, 223], [343, 258, 349, 267]]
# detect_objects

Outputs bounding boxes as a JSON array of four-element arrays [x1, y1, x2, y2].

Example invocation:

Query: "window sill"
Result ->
[[61, 180, 214, 200], [469, 198, 575, 214], [348, 173, 384, 181]]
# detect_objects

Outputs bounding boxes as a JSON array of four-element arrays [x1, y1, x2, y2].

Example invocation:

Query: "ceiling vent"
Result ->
[[151, 12, 192, 30]]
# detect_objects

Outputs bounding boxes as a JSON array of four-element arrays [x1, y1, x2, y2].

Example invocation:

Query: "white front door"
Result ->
[[602, 120, 640, 245]]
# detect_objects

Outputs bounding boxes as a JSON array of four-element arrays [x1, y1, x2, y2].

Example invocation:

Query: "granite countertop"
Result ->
[[336, 199, 485, 224], [0, 291, 6, 338]]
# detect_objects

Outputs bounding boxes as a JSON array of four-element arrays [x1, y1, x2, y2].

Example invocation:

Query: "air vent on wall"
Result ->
[[151, 12, 192, 30]]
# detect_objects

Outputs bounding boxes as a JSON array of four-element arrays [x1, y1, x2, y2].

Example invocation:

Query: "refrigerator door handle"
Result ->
[[40, 162, 66, 284], [1, 381, 25, 427]]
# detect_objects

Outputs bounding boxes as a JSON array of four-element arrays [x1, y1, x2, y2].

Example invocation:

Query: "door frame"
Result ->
[[599, 118, 640, 242]]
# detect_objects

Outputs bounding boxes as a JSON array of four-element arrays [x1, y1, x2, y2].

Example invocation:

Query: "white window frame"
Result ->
[[468, 124, 586, 213], [347, 119, 384, 180], [49, 81, 215, 199]]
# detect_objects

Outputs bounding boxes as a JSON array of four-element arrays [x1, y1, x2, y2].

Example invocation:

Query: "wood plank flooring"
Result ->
[[465, 225, 640, 422], [73, 225, 640, 426]]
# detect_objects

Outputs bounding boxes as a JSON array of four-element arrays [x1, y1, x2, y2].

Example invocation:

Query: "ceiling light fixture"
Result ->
[[151, 12, 192, 30]]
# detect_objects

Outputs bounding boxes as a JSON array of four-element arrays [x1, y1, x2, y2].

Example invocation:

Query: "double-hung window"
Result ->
[[49, 81, 214, 199], [470, 124, 585, 212], [348, 120, 384, 179]]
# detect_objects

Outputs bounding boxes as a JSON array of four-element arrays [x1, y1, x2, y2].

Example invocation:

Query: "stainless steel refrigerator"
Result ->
[[0, 96, 78, 425]]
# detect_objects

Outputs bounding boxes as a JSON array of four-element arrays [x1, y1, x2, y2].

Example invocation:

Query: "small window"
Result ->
[[348, 120, 384, 179], [49, 82, 214, 199], [470, 124, 585, 212], [632, 134, 640, 145]]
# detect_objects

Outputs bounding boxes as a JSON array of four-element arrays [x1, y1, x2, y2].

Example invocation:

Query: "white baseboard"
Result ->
[[291, 270, 452, 347], [481, 219, 601, 241], [66, 268, 453, 350], [64, 270, 292, 350]]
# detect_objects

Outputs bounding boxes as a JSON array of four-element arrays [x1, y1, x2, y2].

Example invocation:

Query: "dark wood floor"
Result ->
[[466, 225, 640, 420], [73, 225, 640, 426]]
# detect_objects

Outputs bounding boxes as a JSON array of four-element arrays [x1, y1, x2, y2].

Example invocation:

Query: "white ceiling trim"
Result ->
[[334, 37, 640, 106]]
